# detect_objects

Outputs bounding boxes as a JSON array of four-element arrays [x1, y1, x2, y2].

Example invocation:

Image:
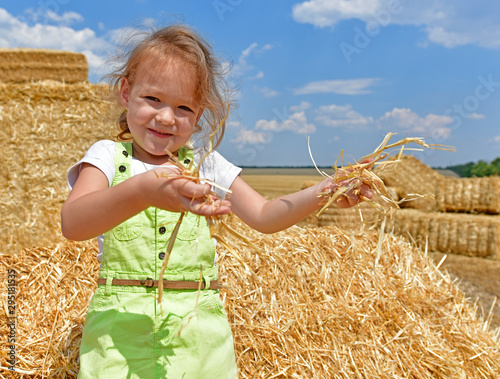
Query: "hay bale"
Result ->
[[0, 241, 100, 377], [387, 209, 500, 259], [0, 81, 116, 252], [0, 49, 88, 83], [221, 222, 500, 378], [377, 155, 443, 211], [317, 201, 381, 229], [317, 189, 399, 230], [436, 176, 500, 214], [1, 223, 500, 378]]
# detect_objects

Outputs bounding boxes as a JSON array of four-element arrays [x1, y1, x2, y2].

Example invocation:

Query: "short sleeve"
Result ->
[[67, 140, 116, 190], [195, 149, 242, 199]]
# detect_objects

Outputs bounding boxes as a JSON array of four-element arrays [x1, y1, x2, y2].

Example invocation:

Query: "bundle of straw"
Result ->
[[311, 133, 454, 217], [317, 198, 380, 229]]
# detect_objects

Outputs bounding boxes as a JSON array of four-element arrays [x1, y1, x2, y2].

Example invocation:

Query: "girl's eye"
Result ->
[[145, 96, 160, 102], [179, 105, 193, 112]]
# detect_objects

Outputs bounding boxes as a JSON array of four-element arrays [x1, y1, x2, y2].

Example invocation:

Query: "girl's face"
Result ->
[[119, 57, 203, 165]]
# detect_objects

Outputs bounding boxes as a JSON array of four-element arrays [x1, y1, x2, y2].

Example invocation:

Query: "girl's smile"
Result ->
[[119, 57, 203, 165], [149, 128, 173, 137]]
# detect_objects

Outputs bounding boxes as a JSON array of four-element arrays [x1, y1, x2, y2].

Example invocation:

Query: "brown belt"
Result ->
[[96, 278, 223, 290]]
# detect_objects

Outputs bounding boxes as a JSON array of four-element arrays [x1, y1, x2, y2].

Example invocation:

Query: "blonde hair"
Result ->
[[106, 24, 233, 149]]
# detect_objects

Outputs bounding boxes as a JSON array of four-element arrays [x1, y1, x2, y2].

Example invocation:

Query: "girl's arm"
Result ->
[[229, 176, 372, 234], [61, 163, 231, 241]]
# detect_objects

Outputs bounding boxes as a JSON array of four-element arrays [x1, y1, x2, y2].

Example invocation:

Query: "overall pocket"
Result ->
[[112, 212, 144, 241]]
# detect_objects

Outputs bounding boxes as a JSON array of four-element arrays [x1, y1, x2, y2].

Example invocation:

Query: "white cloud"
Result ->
[[493, 136, 500, 143], [256, 110, 316, 134], [378, 107, 453, 138], [248, 71, 264, 80], [232, 42, 273, 78], [292, 0, 500, 49], [315, 104, 374, 128], [468, 112, 485, 120], [293, 78, 380, 95], [255, 86, 279, 98], [45, 10, 84, 25], [231, 128, 271, 145], [292, 0, 382, 28], [0, 8, 111, 79], [289, 101, 312, 112]]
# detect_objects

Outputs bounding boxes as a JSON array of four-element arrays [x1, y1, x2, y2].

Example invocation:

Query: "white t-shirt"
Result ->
[[67, 140, 242, 261]]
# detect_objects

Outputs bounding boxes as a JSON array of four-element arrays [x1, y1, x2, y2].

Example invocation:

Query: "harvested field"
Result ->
[[241, 171, 319, 200]]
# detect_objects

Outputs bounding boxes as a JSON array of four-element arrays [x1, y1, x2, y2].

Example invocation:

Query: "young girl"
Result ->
[[61, 24, 372, 379]]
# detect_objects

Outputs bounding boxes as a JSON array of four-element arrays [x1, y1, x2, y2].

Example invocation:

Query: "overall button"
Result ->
[[183, 159, 191, 164], [122, 150, 129, 157], [159, 226, 166, 234], [118, 165, 127, 173], [158, 252, 166, 260]]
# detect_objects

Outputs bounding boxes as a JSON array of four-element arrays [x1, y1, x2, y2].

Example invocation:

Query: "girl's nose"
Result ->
[[156, 106, 175, 126]]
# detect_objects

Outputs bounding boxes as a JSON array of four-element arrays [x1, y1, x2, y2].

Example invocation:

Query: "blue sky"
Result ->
[[2, 0, 500, 168]]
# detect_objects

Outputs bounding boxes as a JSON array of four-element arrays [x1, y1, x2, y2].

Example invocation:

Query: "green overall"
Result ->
[[78, 142, 237, 379]]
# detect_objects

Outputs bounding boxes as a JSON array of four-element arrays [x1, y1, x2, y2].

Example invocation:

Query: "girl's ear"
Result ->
[[119, 77, 130, 109]]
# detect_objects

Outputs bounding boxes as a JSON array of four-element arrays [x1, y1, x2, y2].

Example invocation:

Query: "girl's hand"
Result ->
[[321, 179, 373, 208], [320, 159, 375, 208], [141, 167, 231, 217]]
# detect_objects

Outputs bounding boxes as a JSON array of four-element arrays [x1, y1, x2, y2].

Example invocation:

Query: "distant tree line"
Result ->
[[439, 158, 500, 177]]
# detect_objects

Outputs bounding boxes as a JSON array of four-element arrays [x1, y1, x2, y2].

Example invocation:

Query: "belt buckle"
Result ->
[[140, 278, 155, 288]]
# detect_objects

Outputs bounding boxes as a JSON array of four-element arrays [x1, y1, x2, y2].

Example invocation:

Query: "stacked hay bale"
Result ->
[[0, 49, 88, 83], [435, 176, 500, 214], [382, 157, 500, 259], [376, 155, 444, 211], [0, 49, 117, 253]]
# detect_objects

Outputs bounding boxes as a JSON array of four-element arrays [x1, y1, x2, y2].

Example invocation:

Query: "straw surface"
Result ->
[[376, 155, 443, 211], [386, 210, 500, 259], [0, 49, 88, 83], [0, 241, 99, 377], [0, 81, 116, 253], [1, 222, 500, 378], [219, 220, 500, 378], [436, 176, 500, 214]]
